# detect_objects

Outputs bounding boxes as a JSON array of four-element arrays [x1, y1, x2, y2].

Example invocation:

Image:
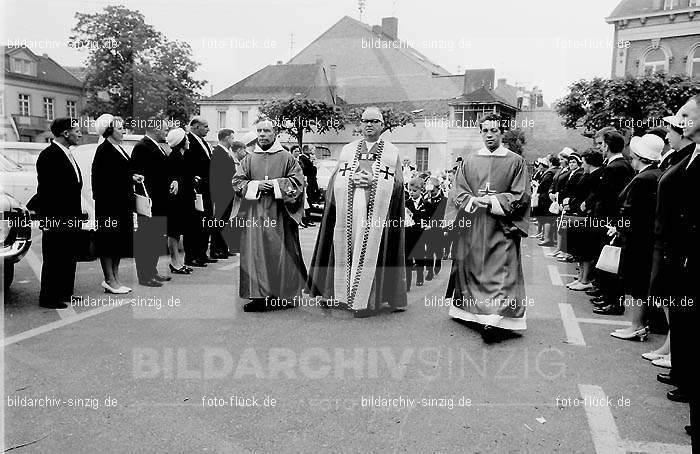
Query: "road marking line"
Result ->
[[3, 304, 124, 347], [22, 249, 42, 281], [559, 303, 585, 346], [578, 384, 625, 453], [577, 318, 631, 327], [548, 265, 564, 286], [579, 384, 691, 454]]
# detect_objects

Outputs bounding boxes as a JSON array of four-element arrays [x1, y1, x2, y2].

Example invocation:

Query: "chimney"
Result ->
[[329, 64, 337, 91], [497, 78, 507, 88], [381, 17, 398, 40]]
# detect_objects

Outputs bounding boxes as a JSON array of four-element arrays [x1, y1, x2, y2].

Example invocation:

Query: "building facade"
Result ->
[[2, 46, 85, 142], [607, 0, 700, 78]]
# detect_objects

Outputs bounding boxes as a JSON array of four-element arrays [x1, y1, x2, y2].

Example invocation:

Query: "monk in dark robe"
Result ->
[[307, 107, 407, 318], [447, 114, 530, 337], [231, 119, 307, 312]]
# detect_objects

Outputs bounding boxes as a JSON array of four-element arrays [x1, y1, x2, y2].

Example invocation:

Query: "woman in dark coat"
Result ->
[[534, 155, 558, 246], [546, 150, 572, 258], [92, 114, 144, 294], [557, 152, 586, 262], [165, 128, 193, 274]]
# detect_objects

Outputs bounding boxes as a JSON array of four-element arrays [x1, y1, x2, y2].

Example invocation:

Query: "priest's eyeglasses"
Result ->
[[361, 119, 382, 124]]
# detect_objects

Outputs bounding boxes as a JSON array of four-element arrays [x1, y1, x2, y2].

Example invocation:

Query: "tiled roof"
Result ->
[[346, 99, 454, 118], [608, 0, 699, 20], [202, 63, 333, 103], [288, 15, 455, 103], [3, 46, 83, 89], [64, 66, 88, 83], [449, 86, 516, 107]]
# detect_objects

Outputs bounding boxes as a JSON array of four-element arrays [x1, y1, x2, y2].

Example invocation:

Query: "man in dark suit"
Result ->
[[35, 118, 85, 309], [130, 118, 177, 286], [591, 129, 634, 315], [209, 128, 237, 258], [299, 145, 318, 226], [184, 117, 216, 267]]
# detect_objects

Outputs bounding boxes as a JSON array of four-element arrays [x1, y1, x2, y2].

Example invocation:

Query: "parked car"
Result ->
[[309, 159, 338, 214], [1, 188, 32, 289], [0, 152, 37, 206]]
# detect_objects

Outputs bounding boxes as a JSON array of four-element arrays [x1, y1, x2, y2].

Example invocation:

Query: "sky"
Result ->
[[1, 0, 619, 104]]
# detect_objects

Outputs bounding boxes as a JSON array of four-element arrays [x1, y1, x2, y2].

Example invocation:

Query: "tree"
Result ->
[[555, 73, 699, 136], [346, 106, 415, 134], [70, 5, 205, 130], [259, 98, 346, 148], [502, 128, 526, 155]]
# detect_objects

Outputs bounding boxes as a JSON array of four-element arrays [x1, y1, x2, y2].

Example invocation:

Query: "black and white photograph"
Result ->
[[1, 0, 699, 452]]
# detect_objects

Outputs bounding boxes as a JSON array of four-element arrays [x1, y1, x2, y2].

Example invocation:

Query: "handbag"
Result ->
[[74, 224, 97, 262], [595, 235, 621, 274], [194, 191, 204, 212], [134, 182, 152, 217]]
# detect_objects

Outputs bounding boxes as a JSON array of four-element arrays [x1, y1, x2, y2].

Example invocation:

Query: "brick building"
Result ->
[[607, 0, 700, 78]]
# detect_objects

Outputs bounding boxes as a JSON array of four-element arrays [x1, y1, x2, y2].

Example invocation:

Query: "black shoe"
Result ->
[[592, 305, 624, 315], [686, 425, 693, 436], [353, 309, 376, 318], [667, 388, 689, 403], [185, 259, 207, 267], [425, 270, 434, 281], [40, 302, 68, 309], [538, 240, 556, 246], [169, 264, 190, 275], [139, 279, 164, 287], [243, 299, 267, 312], [657, 373, 675, 386], [592, 299, 608, 308], [204, 257, 219, 263], [416, 279, 424, 287], [590, 296, 605, 304], [154, 274, 172, 282]]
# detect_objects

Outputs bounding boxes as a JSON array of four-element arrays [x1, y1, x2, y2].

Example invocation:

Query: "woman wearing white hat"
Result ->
[[165, 128, 193, 275], [91, 114, 144, 294], [609, 134, 664, 341]]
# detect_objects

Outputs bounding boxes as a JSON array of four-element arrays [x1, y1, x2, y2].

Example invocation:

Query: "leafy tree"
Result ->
[[70, 5, 205, 131], [503, 128, 526, 155], [555, 73, 699, 136], [259, 98, 346, 149], [346, 106, 415, 134]]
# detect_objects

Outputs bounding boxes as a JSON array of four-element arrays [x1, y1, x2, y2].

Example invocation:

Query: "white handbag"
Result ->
[[595, 236, 621, 274], [134, 182, 152, 217], [194, 191, 204, 212]]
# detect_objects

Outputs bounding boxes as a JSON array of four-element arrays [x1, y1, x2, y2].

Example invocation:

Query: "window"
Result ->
[[66, 100, 77, 118], [43, 97, 54, 120], [689, 45, 700, 79], [643, 48, 667, 75], [690, 0, 700, 6], [663, 0, 676, 9], [416, 148, 429, 172], [18, 94, 30, 116], [240, 110, 249, 129], [11, 58, 32, 75], [452, 105, 496, 127], [316, 146, 331, 159], [218, 110, 227, 129]]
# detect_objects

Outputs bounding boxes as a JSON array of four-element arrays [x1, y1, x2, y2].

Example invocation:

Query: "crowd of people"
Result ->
[[530, 95, 700, 438], [28, 96, 697, 441]]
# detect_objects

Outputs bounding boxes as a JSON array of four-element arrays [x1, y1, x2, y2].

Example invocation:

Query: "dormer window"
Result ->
[[11, 57, 33, 75], [663, 0, 677, 10]]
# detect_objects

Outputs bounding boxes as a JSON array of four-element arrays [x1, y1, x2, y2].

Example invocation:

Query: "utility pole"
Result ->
[[358, 0, 366, 21], [289, 33, 295, 61]]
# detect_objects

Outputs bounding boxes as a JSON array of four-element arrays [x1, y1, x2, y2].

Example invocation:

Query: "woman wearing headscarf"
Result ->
[[92, 114, 144, 293]]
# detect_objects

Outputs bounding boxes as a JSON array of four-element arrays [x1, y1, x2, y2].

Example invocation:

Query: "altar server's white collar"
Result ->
[[477, 145, 509, 156], [253, 139, 285, 154]]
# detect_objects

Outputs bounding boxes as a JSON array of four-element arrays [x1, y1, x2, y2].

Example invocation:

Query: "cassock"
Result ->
[[231, 140, 307, 300], [447, 145, 530, 330], [307, 138, 407, 311]]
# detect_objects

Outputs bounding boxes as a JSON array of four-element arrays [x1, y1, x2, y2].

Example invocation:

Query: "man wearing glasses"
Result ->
[[307, 107, 407, 318], [446, 114, 531, 340]]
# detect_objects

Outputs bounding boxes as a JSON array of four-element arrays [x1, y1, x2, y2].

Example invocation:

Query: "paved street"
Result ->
[[2, 224, 693, 453]]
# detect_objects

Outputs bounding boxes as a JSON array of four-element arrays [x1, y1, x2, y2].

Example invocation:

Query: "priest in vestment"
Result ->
[[447, 114, 530, 334], [307, 107, 407, 317], [231, 119, 307, 312]]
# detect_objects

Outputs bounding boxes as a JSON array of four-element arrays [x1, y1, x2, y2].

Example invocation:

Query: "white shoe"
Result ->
[[642, 351, 667, 361], [651, 355, 672, 368], [119, 286, 132, 293], [101, 281, 130, 294], [568, 281, 594, 291]]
